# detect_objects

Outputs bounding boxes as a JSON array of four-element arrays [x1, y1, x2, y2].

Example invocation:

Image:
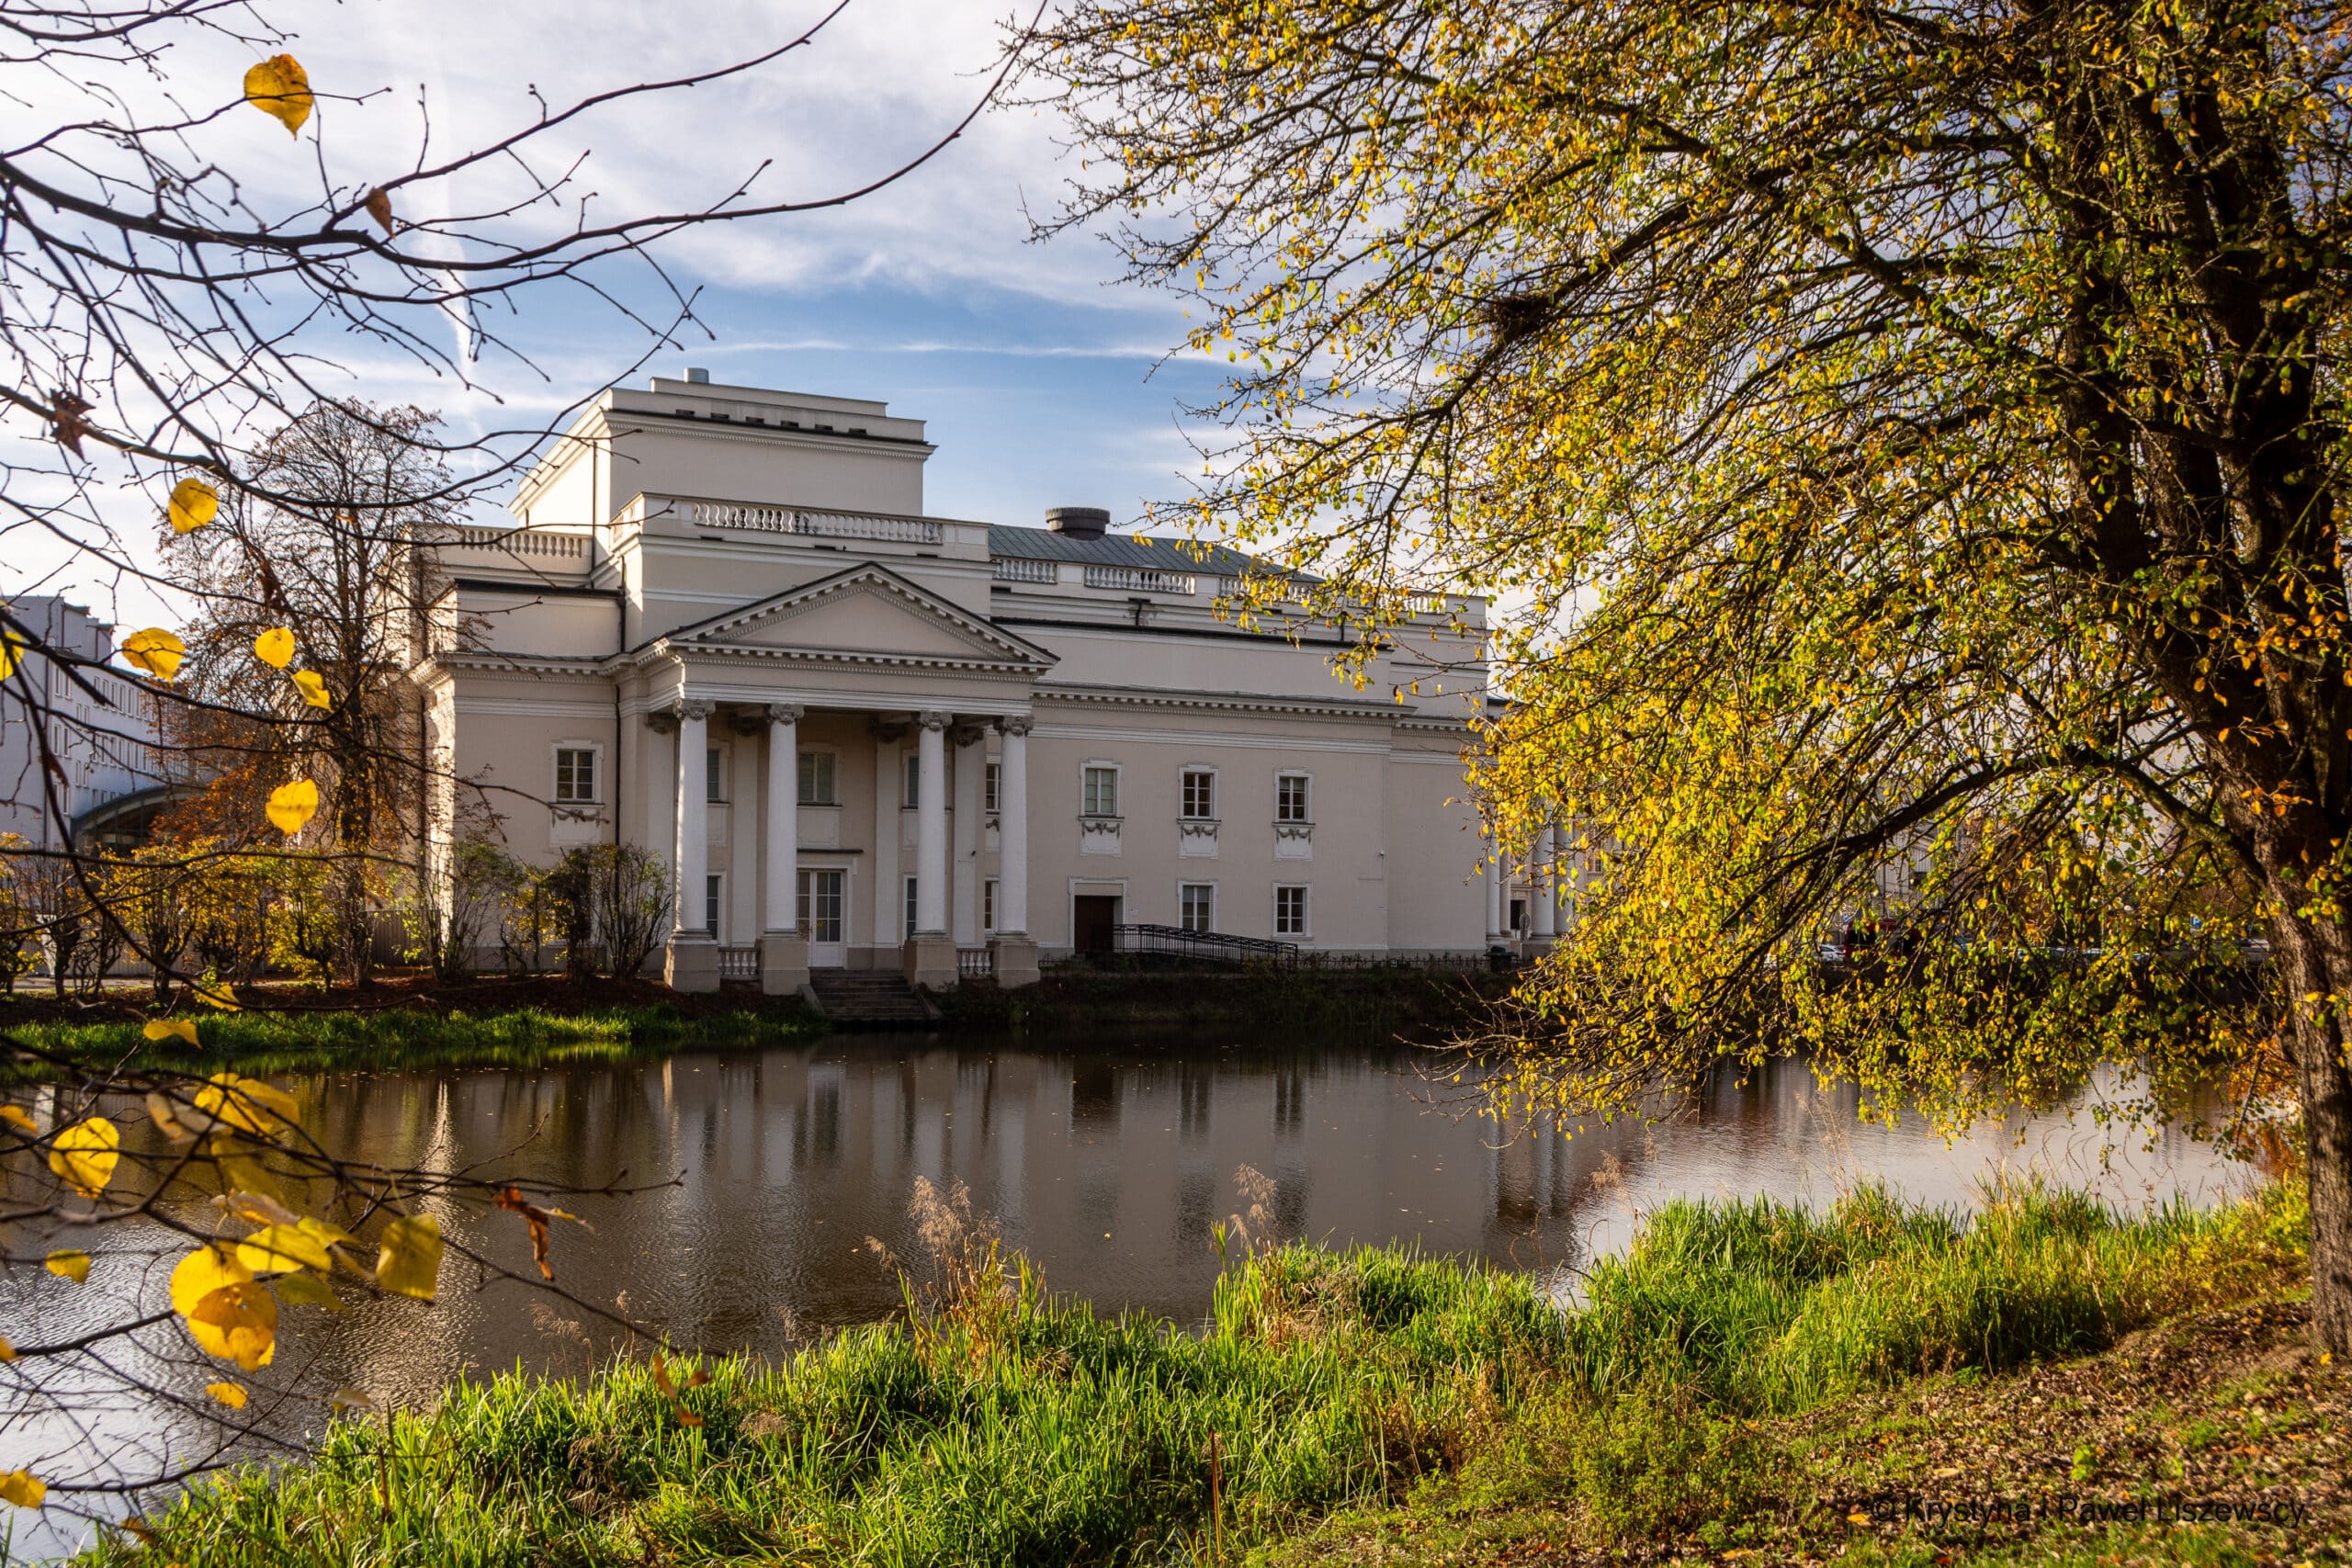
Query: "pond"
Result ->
[[1, 1033, 2252, 1560]]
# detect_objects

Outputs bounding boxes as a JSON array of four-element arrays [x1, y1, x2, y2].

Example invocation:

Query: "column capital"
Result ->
[[915, 709, 952, 732], [644, 709, 680, 736], [997, 715, 1034, 738], [763, 702, 808, 725], [677, 698, 717, 722], [948, 720, 989, 748]]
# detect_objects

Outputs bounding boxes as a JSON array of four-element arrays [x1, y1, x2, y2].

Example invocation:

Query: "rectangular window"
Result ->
[[1180, 883, 1215, 933], [983, 877, 999, 933], [797, 750, 836, 806], [903, 752, 921, 808], [554, 747, 596, 804], [904, 876, 920, 940], [706, 874, 722, 938], [985, 761, 1001, 814], [1276, 773, 1311, 823], [707, 747, 724, 803], [1181, 769, 1216, 819], [797, 869, 842, 943], [1083, 765, 1119, 817], [1275, 885, 1308, 937]]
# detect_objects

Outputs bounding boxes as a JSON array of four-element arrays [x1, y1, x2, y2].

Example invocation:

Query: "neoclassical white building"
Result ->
[[413, 373, 1513, 993]]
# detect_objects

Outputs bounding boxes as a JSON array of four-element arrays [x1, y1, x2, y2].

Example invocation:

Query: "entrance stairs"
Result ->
[[808, 970, 940, 1030]]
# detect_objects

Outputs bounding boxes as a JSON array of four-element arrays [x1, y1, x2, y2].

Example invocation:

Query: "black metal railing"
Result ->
[[1109, 923, 1299, 969]]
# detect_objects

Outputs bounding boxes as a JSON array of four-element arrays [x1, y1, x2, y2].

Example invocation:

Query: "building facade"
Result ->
[[414, 373, 1510, 991], [0, 596, 166, 852]]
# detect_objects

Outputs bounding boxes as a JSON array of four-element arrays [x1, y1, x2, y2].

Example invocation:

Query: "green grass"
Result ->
[[0, 1001, 827, 1077], [1560, 1174, 2311, 1416], [76, 1179, 2317, 1567], [82, 1246, 1560, 1567]]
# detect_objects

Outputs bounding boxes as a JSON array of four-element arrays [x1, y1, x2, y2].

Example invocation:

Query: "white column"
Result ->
[[951, 723, 983, 945], [997, 716, 1030, 935], [1530, 822, 1558, 940], [673, 700, 713, 935], [914, 710, 949, 937], [1485, 841, 1505, 942], [763, 704, 803, 933], [873, 727, 901, 947], [1554, 823, 1574, 933]]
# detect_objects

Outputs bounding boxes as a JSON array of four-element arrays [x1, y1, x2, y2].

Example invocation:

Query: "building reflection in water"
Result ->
[[0, 1039, 2252, 1528]]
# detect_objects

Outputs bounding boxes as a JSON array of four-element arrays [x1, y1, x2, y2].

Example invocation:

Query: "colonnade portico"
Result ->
[[652, 695, 1037, 994]]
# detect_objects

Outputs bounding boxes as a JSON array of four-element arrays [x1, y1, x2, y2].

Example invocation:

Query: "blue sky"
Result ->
[[2, 0, 1236, 626]]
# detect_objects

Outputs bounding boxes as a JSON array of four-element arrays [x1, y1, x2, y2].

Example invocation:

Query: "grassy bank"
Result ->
[[76, 1178, 2332, 1567], [0, 997, 827, 1077]]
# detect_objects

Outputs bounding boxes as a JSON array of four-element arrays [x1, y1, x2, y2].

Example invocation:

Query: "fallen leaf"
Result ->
[[290, 669, 332, 710], [252, 627, 295, 670], [243, 54, 313, 135], [265, 779, 318, 836], [48, 1116, 120, 1198], [143, 1018, 198, 1048], [166, 478, 220, 534], [364, 186, 396, 236], [329, 1387, 376, 1413], [120, 627, 186, 682], [44, 1250, 90, 1284], [205, 1382, 247, 1410]]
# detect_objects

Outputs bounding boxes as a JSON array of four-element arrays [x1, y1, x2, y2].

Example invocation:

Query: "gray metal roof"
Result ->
[[987, 525, 1287, 579]]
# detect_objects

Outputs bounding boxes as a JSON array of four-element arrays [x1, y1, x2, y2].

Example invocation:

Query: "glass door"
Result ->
[[797, 869, 846, 967]]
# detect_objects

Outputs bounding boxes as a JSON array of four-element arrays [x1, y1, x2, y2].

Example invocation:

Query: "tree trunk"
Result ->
[[2268, 907, 2352, 1354]]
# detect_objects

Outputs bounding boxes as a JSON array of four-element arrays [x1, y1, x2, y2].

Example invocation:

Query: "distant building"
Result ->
[[0, 596, 167, 852], [413, 373, 1513, 991]]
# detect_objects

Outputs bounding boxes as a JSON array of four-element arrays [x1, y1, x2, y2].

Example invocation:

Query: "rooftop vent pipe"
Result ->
[[684, 367, 710, 384], [1046, 506, 1109, 539]]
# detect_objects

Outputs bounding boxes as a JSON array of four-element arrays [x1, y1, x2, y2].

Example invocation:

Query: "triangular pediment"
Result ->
[[667, 564, 1052, 667]]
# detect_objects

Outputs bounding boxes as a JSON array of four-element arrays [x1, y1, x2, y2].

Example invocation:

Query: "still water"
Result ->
[[1, 1035, 2252, 1559]]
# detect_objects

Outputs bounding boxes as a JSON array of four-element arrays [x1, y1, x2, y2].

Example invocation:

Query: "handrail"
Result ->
[[1110, 923, 1298, 969], [446, 525, 590, 560], [1083, 566, 1194, 594], [685, 500, 944, 545]]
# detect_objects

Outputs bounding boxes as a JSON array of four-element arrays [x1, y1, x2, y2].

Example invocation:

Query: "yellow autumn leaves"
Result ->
[[243, 55, 312, 137], [2, 1073, 445, 1471]]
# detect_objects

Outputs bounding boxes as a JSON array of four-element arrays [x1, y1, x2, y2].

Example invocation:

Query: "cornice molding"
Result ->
[[1033, 682, 1402, 721]]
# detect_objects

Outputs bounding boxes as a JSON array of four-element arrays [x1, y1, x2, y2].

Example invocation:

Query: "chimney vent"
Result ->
[[1046, 506, 1109, 539], [684, 367, 710, 384]]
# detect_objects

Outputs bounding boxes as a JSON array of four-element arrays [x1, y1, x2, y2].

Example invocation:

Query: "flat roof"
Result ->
[[986, 525, 1295, 579]]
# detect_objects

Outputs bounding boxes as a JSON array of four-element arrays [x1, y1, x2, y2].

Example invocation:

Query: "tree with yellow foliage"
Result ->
[[1022, 1, 2352, 1351]]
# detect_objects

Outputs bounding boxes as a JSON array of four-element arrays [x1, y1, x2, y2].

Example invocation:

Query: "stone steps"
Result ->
[[808, 971, 939, 1029]]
